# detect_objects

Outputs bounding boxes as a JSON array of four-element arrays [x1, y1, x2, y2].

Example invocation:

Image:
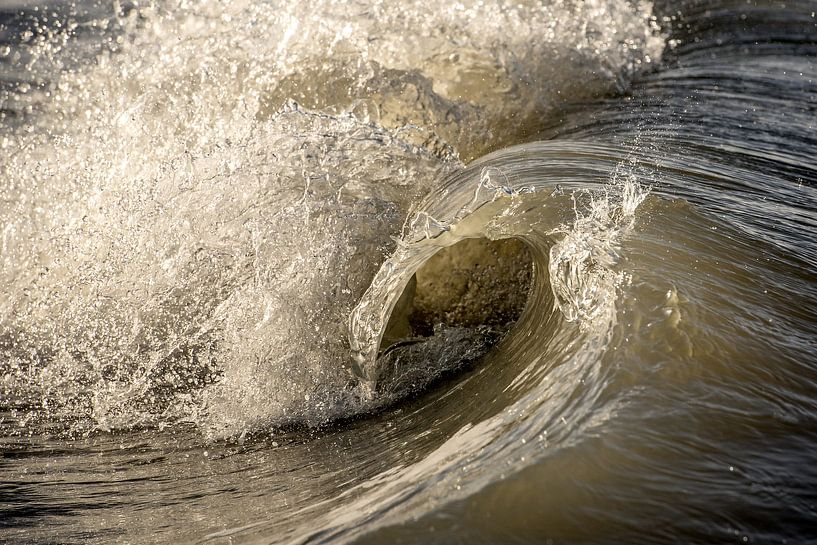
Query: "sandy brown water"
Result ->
[[2, 1, 817, 543]]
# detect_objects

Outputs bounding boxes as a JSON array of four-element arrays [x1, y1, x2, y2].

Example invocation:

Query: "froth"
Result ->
[[0, 0, 663, 437]]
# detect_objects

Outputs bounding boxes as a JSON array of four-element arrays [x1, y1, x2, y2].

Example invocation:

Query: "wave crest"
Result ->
[[350, 143, 649, 395]]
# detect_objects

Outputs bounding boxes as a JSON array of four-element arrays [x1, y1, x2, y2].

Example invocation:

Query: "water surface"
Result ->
[[1, 1, 816, 543]]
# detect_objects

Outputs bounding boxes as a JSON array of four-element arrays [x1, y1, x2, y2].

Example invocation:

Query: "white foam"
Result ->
[[0, 0, 663, 437]]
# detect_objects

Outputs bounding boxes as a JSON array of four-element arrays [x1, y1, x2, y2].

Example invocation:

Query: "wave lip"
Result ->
[[349, 141, 649, 393], [0, 0, 663, 436]]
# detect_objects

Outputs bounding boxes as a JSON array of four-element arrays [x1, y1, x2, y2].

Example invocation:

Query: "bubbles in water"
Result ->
[[0, 0, 662, 437], [548, 177, 649, 325]]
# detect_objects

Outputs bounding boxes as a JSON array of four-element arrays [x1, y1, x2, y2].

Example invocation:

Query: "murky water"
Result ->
[[1, 0, 816, 543]]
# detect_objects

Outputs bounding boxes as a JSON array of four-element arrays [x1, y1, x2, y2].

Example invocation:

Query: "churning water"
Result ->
[[1, 0, 816, 543]]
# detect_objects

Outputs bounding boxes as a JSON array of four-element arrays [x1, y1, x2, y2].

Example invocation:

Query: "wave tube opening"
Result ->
[[370, 236, 536, 396]]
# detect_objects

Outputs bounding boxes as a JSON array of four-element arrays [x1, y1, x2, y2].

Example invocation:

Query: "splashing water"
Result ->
[[1, 0, 662, 437], [548, 177, 649, 325], [4, 1, 817, 544]]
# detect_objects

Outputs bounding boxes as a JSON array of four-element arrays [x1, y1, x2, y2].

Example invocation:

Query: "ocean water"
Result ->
[[1, 0, 816, 543]]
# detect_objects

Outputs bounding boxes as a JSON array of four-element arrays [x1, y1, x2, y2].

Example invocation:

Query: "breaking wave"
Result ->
[[0, 0, 662, 437]]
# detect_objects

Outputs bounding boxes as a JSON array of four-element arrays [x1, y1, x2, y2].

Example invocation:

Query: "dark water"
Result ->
[[1, 1, 817, 543]]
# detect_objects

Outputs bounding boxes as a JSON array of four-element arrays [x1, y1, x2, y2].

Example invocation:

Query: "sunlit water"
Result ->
[[1, 0, 816, 543]]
